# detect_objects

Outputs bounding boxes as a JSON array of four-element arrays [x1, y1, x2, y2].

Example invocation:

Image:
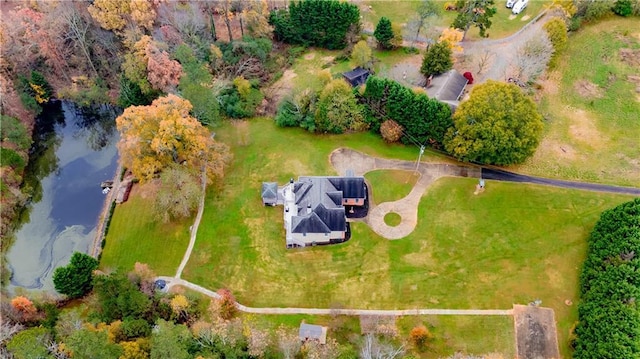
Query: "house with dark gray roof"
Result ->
[[261, 182, 278, 206], [425, 70, 469, 111], [264, 176, 367, 248]]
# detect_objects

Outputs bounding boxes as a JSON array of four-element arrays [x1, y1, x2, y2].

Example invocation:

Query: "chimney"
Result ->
[[307, 203, 312, 214]]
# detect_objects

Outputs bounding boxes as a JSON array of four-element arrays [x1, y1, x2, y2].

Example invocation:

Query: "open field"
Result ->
[[360, 0, 551, 41], [180, 119, 635, 356], [99, 186, 192, 275], [514, 17, 640, 186]]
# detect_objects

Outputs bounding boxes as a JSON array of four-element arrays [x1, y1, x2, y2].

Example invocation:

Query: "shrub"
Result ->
[[463, 71, 474, 84], [380, 120, 404, 143], [0, 147, 26, 171], [0, 115, 32, 150], [543, 18, 568, 67], [409, 325, 432, 350], [217, 288, 237, 320], [613, 0, 633, 16]]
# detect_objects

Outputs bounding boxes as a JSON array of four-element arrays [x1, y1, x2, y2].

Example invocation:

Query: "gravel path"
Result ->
[[175, 167, 207, 279]]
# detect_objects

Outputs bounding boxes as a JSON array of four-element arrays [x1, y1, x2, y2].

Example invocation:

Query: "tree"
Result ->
[[543, 17, 568, 67], [92, 271, 151, 323], [444, 81, 544, 165], [88, 0, 156, 32], [380, 120, 404, 143], [67, 328, 123, 359], [439, 27, 464, 53], [351, 40, 373, 70], [243, 0, 273, 38], [420, 41, 453, 77], [314, 79, 365, 134], [276, 326, 301, 359], [613, 0, 633, 16], [120, 340, 149, 359], [145, 41, 183, 93], [374, 17, 395, 49], [6, 327, 52, 359], [407, 0, 441, 48], [150, 320, 192, 359], [509, 31, 553, 82], [154, 165, 201, 222], [452, 0, 497, 39], [360, 334, 405, 359], [216, 289, 238, 320], [52, 252, 99, 298], [116, 94, 230, 182]]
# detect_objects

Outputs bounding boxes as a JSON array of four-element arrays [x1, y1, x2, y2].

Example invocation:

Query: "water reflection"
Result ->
[[6, 101, 119, 294]]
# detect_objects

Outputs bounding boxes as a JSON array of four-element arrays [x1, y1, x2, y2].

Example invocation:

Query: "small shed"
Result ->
[[261, 182, 278, 206], [299, 323, 328, 344], [342, 68, 370, 87]]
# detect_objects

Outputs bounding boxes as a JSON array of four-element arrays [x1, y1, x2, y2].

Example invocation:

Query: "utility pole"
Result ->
[[415, 145, 425, 172]]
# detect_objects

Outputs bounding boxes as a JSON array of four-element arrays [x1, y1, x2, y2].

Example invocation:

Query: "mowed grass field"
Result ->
[[365, 169, 419, 204], [99, 187, 192, 275], [360, 0, 551, 41], [514, 17, 640, 186], [181, 119, 635, 356]]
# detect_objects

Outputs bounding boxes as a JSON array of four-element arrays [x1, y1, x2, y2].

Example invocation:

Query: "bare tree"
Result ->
[[359, 334, 405, 359], [406, 0, 441, 48], [56, 2, 98, 77], [508, 30, 554, 83], [276, 326, 301, 359], [475, 49, 493, 75]]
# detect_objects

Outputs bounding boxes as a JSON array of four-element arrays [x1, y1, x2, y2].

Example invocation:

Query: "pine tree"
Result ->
[[374, 17, 395, 49]]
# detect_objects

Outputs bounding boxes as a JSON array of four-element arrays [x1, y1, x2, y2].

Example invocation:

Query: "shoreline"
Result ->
[[90, 162, 123, 258]]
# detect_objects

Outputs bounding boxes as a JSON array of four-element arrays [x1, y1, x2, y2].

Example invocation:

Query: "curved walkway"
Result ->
[[330, 148, 640, 240], [330, 148, 481, 239], [175, 167, 207, 278], [157, 276, 512, 316]]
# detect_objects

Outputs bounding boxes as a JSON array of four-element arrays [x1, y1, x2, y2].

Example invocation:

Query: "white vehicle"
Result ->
[[512, 0, 528, 14], [506, 0, 518, 8]]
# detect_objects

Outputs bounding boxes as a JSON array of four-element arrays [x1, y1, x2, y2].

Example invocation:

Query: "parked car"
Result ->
[[506, 0, 518, 8], [512, 0, 528, 14]]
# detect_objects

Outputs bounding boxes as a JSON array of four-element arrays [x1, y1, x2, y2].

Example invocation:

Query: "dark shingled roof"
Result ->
[[328, 177, 366, 199], [299, 323, 327, 343], [425, 70, 469, 102], [261, 182, 278, 199], [342, 67, 371, 87]]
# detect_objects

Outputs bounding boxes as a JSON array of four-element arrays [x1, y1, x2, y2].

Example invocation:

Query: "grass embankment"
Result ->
[[515, 17, 640, 186], [99, 190, 192, 275], [182, 119, 634, 356]]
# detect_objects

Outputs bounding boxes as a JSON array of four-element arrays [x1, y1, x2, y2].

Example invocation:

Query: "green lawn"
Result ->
[[366, 169, 419, 204], [99, 190, 192, 275], [513, 17, 640, 186], [398, 315, 515, 358], [361, 0, 551, 41], [181, 119, 634, 356]]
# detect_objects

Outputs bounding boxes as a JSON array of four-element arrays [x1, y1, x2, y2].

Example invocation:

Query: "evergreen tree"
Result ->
[[420, 41, 453, 77], [374, 17, 395, 49], [52, 252, 99, 298]]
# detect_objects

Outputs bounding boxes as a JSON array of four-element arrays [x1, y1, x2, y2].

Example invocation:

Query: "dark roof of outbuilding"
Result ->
[[426, 70, 469, 102], [261, 182, 278, 199], [342, 67, 370, 81], [299, 323, 326, 340]]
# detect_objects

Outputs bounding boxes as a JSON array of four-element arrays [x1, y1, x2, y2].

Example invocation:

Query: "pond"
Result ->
[[6, 100, 119, 295]]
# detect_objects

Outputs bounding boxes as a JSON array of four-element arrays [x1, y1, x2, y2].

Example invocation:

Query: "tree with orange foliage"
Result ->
[[88, 0, 157, 32], [216, 288, 237, 320], [11, 296, 37, 316], [439, 27, 464, 53], [116, 94, 230, 183], [409, 325, 432, 350]]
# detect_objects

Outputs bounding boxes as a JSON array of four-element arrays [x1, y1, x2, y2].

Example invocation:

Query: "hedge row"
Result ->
[[573, 198, 640, 358], [360, 76, 452, 148]]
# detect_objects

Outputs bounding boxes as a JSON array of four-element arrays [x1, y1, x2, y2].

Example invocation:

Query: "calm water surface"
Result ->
[[6, 101, 119, 294]]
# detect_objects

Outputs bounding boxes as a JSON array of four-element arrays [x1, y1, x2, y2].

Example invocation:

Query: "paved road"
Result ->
[[158, 276, 513, 316], [481, 168, 640, 195]]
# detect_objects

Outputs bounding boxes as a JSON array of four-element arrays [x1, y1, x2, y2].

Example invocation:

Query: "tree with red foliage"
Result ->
[[216, 288, 237, 320], [463, 71, 474, 84], [145, 41, 183, 93]]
